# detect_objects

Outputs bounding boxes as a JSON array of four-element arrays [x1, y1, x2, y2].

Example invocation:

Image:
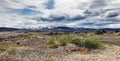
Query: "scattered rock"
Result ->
[[16, 42, 20, 45]]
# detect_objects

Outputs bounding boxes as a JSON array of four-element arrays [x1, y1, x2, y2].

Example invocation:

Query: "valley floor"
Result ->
[[0, 31, 120, 61]]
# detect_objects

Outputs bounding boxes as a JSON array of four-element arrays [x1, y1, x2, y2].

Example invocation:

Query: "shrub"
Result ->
[[116, 32, 120, 36], [0, 45, 16, 51], [46, 34, 75, 48], [84, 38, 102, 49], [0, 45, 9, 51], [0, 37, 5, 41], [95, 30, 106, 34], [71, 38, 84, 46], [19, 33, 41, 39], [115, 30, 120, 33], [71, 37, 103, 49], [71, 34, 103, 49], [46, 34, 104, 49], [46, 38, 60, 48], [58, 35, 74, 46]]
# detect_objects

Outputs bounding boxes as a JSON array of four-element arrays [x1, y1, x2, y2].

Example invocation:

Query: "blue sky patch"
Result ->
[[45, 0, 55, 9], [9, 8, 40, 15]]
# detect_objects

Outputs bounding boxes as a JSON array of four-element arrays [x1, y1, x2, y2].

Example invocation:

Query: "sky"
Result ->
[[0, 0, 120, 29]]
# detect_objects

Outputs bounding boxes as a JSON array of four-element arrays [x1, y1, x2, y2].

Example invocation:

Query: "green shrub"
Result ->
[[0, 45, 16, 51], [71, 35, 103, 49], [46, 34, 104, 49], [46, 38, 60, 48], [71, 38, 84, 46], [84, 38, 102, 49], [58, 35, 74, 46], [0, 45, 9, 51], [46, 34, 75, 48]]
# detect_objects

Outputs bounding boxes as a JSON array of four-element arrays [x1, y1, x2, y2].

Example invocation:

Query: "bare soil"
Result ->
[[0, 31, 120, 61]]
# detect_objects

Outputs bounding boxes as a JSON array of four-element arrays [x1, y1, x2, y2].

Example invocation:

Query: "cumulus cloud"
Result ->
[[0, 0, 120, 29]]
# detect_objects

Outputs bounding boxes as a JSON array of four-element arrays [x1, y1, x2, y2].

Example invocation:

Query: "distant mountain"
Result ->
[[0, 27, 119, 32], [0, 27, 20, 32], [52, 26, 76, 30], [40, 26, 96, 32], [41, 26, 120, 32], [99, 28, 120, 31]]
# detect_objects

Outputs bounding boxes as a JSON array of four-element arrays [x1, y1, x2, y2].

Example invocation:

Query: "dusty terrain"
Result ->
[[0, 31, 120, 61]]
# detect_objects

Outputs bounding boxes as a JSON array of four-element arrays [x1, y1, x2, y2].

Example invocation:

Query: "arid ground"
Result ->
[[0, 31, 120, 61]]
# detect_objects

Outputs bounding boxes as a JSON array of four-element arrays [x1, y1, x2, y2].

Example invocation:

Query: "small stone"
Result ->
[[16, 42, 20, 45]]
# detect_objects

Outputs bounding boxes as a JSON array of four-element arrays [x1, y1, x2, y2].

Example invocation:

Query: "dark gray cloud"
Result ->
[[32, 14, 86, 21]]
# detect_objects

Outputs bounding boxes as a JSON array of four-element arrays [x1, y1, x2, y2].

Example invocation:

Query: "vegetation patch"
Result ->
[[0, 36, 7, 42], [0, 45, 16, 51], [0, 37, 5, 41], [95, 30, 106, 35], [46, 34, 104, 49], [116, 32, 120, 36], [46, 34, 75, 48], [19, 33, 42, 39], [72, 38, 103, 49], [44, 57, 54, 61]]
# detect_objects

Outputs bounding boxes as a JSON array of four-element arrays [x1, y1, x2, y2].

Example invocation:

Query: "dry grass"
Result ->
[[0, 45, 17, 52], [1, 31, 117, 61], [43, 57, 54, 61], [46, 33, 104, 49], [19, 33, 41, 39]]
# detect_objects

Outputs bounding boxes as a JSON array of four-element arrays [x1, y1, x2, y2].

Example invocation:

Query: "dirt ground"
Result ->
[[0, 31, 120, 61]]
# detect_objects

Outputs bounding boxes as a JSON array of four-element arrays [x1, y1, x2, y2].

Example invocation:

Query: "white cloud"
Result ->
[[0, 0, 120, 29], [104, 24, 120, 28]]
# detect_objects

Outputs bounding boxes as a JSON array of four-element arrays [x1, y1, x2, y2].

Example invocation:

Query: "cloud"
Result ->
[[0, 0, 120, 29]]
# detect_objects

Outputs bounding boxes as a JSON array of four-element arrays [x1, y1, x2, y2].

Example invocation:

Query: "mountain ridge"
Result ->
[[0, 27, 120, 32]]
